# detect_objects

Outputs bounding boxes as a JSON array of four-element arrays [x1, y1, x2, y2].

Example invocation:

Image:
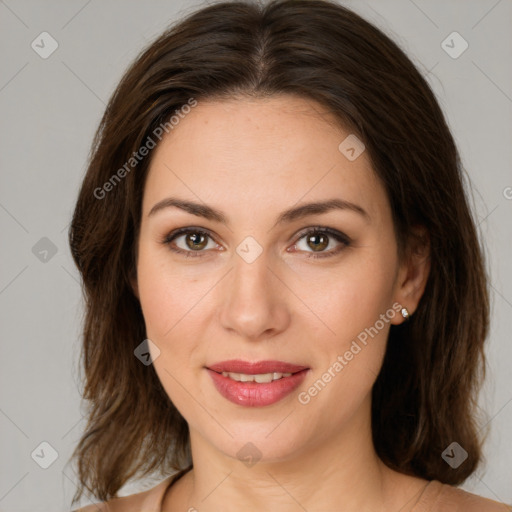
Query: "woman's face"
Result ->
[[133, 95, 416, 463]]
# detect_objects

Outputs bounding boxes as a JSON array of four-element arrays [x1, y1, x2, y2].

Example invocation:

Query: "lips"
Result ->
[[207, 368, 309, 407], [207, 359, 309, 375], [206, 359, 310, 407]]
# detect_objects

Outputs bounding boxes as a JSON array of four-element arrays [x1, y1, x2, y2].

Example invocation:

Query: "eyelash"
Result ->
[[161, 226, 351, 260]]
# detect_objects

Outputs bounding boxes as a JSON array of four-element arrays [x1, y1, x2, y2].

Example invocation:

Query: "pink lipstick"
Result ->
[[206, 359, 309, 407]]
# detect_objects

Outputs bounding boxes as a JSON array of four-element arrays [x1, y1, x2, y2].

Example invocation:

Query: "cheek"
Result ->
[[296, 251, 397, 345], [136, 244, 216, 380], [296, 250, 397, 407], [137, 262, 173, 339], [137, 242, 202, 338], [136, 250, 200, 410]]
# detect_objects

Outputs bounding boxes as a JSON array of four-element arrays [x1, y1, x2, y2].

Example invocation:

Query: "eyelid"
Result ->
[[161, 225, 351, 258], [289, 225, 351, 259], [292, 225, 351, 245], [161, 226, 221, 256]]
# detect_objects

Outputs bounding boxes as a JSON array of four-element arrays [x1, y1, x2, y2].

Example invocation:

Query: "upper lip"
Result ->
[[207, 360, 309, 375]]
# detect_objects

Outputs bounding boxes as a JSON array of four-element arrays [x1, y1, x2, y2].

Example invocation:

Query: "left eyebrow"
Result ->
[[147, 197, 370, 226], [273, 198, 370, 227]]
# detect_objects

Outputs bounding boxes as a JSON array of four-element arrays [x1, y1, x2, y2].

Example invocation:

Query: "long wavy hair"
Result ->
[[68, 0, 489, 506]]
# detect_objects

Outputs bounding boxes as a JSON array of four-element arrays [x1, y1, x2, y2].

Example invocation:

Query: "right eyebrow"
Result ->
[[148, 197, 370, 226]]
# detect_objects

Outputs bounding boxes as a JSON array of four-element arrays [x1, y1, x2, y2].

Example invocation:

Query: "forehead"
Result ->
[[142, 95, 387, 224]]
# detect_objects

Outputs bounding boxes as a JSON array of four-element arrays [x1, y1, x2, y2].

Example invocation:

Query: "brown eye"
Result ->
[[306, 232, 329, 252], [162, 228, 217, 257], [185, 232, 208, 250], [292, 227, 351, 259]]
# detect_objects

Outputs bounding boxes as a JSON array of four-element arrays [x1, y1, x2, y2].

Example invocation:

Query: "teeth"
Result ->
[[221, 371, 293, 382]]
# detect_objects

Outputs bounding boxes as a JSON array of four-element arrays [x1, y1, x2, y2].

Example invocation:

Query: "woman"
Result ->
[[68, 0, 510, 510]]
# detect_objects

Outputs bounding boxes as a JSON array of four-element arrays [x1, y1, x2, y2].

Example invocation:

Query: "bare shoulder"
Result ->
[[437, 483, 511, 511]]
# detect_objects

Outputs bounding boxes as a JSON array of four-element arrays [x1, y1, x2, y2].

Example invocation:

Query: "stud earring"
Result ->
[[401, 307, 410, 321]]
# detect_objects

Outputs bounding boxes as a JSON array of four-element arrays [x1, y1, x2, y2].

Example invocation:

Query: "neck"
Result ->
[[166, 396, 427, 512]]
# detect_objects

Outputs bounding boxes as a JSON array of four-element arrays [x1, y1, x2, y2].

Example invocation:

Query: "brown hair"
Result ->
[[68, 0, 489, 506]]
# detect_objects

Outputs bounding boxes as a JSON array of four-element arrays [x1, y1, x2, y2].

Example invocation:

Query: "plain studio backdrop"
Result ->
[[0, 0, 511, 510]]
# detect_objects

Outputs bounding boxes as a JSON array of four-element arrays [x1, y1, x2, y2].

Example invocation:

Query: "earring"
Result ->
[[401, 307, 410, 321]]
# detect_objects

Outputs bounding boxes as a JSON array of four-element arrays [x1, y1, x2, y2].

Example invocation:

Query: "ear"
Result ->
[[390, 226, 430, 325]]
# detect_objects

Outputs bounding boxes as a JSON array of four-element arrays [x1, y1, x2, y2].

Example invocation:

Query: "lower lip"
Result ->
[[206, 368, 309, 407]]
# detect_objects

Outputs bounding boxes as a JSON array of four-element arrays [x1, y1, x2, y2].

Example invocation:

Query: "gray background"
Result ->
[[0, 0, 511, 510]]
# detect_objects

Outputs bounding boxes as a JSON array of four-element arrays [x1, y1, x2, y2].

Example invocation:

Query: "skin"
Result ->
[[131, 95, 431, 512]]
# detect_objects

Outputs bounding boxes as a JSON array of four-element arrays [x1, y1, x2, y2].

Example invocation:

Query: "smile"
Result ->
[[207, 368, 309, 407], [220, 371, 293, 382]]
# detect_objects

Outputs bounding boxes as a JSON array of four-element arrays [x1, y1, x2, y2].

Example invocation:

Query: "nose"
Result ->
[[218, 248, 291, 341]]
